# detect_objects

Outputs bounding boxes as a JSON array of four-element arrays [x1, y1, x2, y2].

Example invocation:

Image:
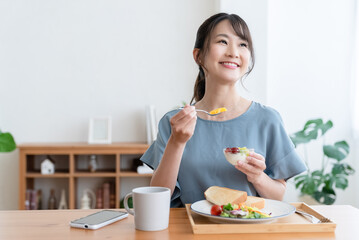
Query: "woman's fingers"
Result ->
[[246, 154, 266, 171], [170, 105, 197, 143], [248, 152, 265, 161], [171, 105, 196, 125], [235, 152, 266, 183]]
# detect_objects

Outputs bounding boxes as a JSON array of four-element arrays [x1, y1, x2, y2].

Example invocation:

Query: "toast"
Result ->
[[244, 196, 265, 209], [204, 186, 265, 209], [204, 186, 247, 206]]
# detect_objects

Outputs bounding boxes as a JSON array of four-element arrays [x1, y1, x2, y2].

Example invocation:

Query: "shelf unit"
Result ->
[[18, 142, 150, 210]]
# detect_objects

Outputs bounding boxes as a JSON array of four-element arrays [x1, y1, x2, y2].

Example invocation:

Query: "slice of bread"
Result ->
[[244, 196, 265, 209], [204, 186, 247, 206]]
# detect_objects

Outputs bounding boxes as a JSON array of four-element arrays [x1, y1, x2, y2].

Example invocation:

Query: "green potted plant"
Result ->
[[290, 119, 355, 205], [0, 129, 16, 152]]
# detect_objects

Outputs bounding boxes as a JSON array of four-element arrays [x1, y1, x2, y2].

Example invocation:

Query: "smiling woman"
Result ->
[[140, 13, 307, 207]]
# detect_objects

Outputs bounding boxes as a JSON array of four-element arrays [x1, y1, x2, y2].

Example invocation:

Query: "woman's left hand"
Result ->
[[235, 152, 266, 184]]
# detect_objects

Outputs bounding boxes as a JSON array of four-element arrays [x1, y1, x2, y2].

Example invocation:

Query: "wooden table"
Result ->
[[0, 205, 358, 240]]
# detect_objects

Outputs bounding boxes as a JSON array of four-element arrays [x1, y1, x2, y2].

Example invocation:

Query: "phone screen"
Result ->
[[70, 210, 128, 229]]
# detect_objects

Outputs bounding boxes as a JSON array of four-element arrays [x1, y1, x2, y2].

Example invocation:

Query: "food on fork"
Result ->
[[223, 147, 254, 165], [209, 107, 227, 115]]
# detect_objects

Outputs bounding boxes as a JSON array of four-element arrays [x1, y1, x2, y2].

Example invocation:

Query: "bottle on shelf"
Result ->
[[37, 190, 42, 210], [47, 189, 57, 210], [58, 189, 68, 209], [88, 155, 98, 172]]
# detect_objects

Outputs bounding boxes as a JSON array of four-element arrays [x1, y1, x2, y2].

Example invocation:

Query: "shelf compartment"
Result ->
[[25, 178, 69, 210], [74, 154, 116, 173], [26, 154, 70, 173], [119, 154, 143, 172], [75, 177, 116, 209]]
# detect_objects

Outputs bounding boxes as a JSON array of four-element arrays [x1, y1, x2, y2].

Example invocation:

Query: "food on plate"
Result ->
[[209, 107, 227, 115], [244, 196, 265, 209], [204, 186, 247, 206], [223, 147, 254, 165], [210, 203, 271, 219], [204, 186, 269, 219]]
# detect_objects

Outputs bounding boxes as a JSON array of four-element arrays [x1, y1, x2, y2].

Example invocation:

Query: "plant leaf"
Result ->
[[303, 119, 323, 129], [332, 164, 345, 175], [334, 141, 350, 154], [290, 119, 332, 147], [0, 131, 16, 152], [334, 175, 348, 189], [300, 177, 317, 195], [313, 187, 336, 205], [344, 164, 355, 175], [323, 142, 349, 161], [319, 120, 333, 135], [290, 130, 313, 147]]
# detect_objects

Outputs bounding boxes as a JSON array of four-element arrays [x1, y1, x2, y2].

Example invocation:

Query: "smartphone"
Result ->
[[70, 210, 128, 230]]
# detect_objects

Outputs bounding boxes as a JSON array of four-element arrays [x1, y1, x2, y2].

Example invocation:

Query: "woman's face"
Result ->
[[201, 20, 251, 84]]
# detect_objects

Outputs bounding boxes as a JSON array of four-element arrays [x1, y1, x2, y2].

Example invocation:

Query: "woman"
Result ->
[[141, 13, 306, 207]]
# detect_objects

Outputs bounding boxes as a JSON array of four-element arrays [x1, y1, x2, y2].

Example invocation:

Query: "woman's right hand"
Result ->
[[169, 105, 197, 144]]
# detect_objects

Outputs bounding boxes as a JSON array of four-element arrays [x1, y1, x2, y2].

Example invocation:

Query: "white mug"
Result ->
[[124, 186, 170, 231]]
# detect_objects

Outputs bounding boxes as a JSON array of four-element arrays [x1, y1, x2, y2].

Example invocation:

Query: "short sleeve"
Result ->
[[264, 110, 307, 181], [140, 111, 183, 207]]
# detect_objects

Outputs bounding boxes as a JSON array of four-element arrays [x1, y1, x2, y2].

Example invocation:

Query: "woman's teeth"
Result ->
[[222, 62, 238, 67]]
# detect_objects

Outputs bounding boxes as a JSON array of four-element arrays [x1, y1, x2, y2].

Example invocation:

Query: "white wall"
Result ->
[[0, 0, 216, 209], [221, 0, 358, 207], [0, 0, 216, 143], [267, 0, 357, 207]]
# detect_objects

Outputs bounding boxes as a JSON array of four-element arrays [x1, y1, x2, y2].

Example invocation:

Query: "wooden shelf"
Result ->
[[73, 172, 117, 177], [26, 173, 70, 178], [18, 142, 149, 210], [119, 171, 153, 177]]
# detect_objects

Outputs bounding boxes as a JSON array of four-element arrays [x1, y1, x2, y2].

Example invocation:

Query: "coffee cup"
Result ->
[[124, 186, 170, 231]]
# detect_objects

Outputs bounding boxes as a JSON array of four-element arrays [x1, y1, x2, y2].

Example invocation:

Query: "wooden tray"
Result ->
[[185, 202, 336, 234]]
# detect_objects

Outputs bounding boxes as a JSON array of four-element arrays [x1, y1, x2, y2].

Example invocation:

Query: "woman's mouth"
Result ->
[[220, 62, 239, 69]]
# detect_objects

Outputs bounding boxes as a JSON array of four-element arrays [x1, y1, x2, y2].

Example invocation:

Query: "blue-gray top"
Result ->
[[140, 102, 307, 207]]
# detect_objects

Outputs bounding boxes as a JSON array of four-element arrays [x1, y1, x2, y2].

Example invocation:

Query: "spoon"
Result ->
[[178, 107, 227, 116]]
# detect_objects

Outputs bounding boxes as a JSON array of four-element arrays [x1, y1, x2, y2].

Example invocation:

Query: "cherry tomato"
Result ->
[[210, 205, 222, 216]]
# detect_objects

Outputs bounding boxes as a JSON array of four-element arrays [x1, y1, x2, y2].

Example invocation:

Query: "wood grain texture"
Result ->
[[185, 203, 336, 234], [0, 205, 358, 240]]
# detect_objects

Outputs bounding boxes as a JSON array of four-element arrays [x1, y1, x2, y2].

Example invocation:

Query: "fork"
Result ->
[[178, 107, 226, 116], [295, 210, 331, 223]]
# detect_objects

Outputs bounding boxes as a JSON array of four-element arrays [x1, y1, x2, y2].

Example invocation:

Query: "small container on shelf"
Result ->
[[88, 155, 98, 172], [48, 189, 57, 210]]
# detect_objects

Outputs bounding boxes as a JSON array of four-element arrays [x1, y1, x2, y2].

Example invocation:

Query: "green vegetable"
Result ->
[[220, 212, 229, 217], [222, 203, 233, 211]]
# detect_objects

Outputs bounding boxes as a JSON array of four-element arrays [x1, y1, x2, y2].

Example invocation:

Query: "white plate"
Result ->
[[190, 199, 295, 224]]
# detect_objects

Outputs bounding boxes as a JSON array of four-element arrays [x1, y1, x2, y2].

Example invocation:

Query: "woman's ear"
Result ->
[[193, 48, 201, 65]]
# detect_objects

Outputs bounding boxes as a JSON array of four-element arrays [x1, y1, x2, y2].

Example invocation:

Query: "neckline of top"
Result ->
[[194, 101, 256, 123]]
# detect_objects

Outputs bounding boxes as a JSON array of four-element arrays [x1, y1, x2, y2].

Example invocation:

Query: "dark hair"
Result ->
[[190, 13, 255, 104]]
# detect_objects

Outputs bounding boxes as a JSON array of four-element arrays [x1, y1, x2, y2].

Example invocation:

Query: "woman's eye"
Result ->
[[240, 43, 248, 48], [218, 40, 227, 45]]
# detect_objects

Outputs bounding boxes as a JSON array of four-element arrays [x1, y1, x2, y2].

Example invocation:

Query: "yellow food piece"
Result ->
[[209, 107, 227, 115], [242, 206, 271, 218]]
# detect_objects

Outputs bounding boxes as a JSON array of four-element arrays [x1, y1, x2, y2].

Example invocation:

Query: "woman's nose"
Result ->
[[226, 44, 239, 58]]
